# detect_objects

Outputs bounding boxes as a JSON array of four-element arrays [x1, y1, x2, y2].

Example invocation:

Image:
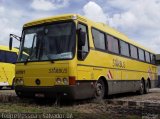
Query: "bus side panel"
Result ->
[[108, 69, 121, 94], [0, 63, 14, 87], [0, 63, 8, 86], [77, 65, 95, 99], [4, 63, 15, 86]]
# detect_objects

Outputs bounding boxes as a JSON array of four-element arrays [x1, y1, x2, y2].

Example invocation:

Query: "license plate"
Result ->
[[35, 93, 45, 98]]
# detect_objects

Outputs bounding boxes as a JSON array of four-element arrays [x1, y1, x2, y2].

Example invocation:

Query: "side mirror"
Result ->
[[9, 34, 21, 50], [78, 30, 86, 47], [9, 37, 13, 50]]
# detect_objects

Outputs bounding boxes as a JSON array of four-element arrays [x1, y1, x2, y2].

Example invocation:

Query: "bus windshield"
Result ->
[[18, 21, 76, 62]]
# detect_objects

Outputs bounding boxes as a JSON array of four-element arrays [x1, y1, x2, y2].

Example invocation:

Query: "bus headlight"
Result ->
[[15, 79, 19, 85], [63, 78, 68, 84], [19, 79, 24, 85], [56, 78, 62, 84], [55, 78, 68, 85], [15, 78, 24, 85]]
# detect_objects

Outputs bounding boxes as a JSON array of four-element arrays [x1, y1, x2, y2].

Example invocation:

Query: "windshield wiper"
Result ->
[[24, 55, 29, 65], [46, 54, 54, 63]]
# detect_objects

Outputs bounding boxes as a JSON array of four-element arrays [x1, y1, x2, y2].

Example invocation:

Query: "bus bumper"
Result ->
[[15, 84, 95, 100]]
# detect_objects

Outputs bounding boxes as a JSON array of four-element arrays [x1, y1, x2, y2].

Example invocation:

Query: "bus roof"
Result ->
[[23, 14, 155, 54], [0, 45, 19, 53], [23, 14, 76, 27]]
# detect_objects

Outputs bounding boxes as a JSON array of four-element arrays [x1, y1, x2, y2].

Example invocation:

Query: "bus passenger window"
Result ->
[[107, 35, 119, 54], [150, 54, 156, 64], [0, 50, 5, 62], [6, 52, 17, 63], [130, 45, 138, 59], [138, 48, 145, 61], [77, 23, 89, 60], [145, 51, 151, 63], [120, 40, 130, 57], [0, 50, 17, 63], [92, 29, 105, 50]]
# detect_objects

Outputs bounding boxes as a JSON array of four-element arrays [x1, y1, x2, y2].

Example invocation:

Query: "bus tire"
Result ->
[[95, 79, 105, 100], [15, 90, 24, 99], [11, 80, 15, 90], [144, 80, 150, 94], [137, 80, 145, 95]]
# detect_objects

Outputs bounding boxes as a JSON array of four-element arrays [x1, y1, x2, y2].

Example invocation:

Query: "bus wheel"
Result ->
[[11, 78, 15, 90], [144, 80, 149, 94], [11, 82, 15, 90], [138, 80, 144, 95], [95, 79, 105, 99], [15, 90, 23, 99]]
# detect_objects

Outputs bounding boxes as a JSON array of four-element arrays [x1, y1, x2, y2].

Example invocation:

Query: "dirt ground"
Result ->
[[0, 88, 160, 119]]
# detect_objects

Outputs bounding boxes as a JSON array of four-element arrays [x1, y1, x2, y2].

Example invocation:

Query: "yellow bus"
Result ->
[[10, 14, 158, 99], [0, 45, 19, 89]]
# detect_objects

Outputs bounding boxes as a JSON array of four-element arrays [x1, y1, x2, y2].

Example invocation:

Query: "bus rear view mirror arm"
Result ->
[[9, 37, 13, 50], [9, 34, 21, 50]]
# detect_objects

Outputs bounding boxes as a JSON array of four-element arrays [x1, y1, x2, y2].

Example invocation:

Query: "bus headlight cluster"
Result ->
[[15, 78, 24, 85], [55, 78, 68, 85], [63, 78, 68, 84], [56, 78, 61, 84]]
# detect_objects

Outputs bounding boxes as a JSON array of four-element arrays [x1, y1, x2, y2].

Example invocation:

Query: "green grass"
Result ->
[[0, 101, 142, 119]]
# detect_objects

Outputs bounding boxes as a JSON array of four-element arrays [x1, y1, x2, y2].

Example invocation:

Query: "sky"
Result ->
[[0, 0, 160, 53]]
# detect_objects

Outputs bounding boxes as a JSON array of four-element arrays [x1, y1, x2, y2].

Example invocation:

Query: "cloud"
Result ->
[[83, 1, 107, 23], [0, 1, 59, 48], [108, 0, 160, 53], [0, 6, 5, 13], [31, 0, 69, 11], [0, 0, 160, 54], [83, 0, 160, 53], [31, 0, 54, 11], [0, 6, 22, 47], [107, 0, 139, 11], [0, 0, 71, 47], [109, 0, 160, 30]]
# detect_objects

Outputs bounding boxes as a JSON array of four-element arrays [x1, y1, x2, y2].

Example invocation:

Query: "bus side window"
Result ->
[[92, 28, 105, 50], [6, 52, 17, 64], [107, 35, 119, 54], [120, 40, 130, 57], [150, 53, 156, 64], [130, 45, 138, 59], [0, 50, 5, 62], [145, 51, 151, 63], [77, 23, 89, 60], [138, 48, 145, 61]]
